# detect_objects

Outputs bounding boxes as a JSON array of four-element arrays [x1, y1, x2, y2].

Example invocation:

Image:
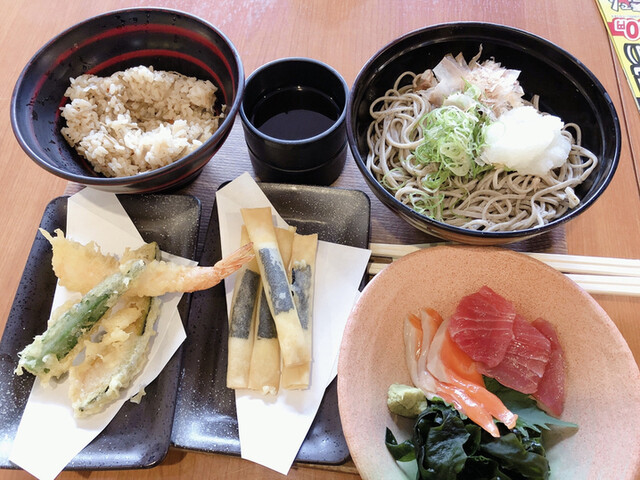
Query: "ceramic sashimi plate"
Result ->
[[337, 246, 640, 480]]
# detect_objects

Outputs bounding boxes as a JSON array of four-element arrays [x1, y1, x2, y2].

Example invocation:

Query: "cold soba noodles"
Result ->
[[366, 50, 598, 232]]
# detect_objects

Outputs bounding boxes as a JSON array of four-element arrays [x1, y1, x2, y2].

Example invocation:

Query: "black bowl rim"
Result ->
[[239, 56, 349, 145], [346, 21, 621, 241], [10, 6, 245, 187]]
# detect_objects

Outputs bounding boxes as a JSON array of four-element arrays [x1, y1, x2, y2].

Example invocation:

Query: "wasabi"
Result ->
[[387, 383, 428, 418]]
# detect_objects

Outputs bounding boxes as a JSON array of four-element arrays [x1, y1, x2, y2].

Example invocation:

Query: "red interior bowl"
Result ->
[[11, 8, 244, 193]]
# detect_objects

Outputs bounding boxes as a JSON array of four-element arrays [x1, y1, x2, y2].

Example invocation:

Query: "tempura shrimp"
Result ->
[[128, 242, 255, 297], [40, 229, 254, 296]]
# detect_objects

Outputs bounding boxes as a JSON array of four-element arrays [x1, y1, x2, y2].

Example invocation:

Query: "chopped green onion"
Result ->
[[414, 89, 493, 182]]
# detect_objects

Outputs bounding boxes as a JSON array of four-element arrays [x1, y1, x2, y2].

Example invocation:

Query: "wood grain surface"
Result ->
[[1, 1, 639, 479]]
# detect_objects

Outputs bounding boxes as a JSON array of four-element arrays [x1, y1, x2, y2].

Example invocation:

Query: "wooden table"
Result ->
[[1, 1, 639, 479]]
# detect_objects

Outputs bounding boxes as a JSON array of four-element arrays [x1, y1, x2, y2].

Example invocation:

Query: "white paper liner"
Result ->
[[216, 173, 371, 474], [9, 188, 193, 480]]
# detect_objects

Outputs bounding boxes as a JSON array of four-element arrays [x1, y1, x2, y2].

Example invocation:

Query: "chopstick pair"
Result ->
[[367, 243, 640, 297]]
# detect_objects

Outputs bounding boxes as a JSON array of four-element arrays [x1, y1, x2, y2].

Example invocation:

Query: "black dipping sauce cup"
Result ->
[[240, 57, 349, 185]]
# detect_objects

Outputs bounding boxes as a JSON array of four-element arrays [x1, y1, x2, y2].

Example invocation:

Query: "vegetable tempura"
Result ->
[[16, 230, 254, 417]]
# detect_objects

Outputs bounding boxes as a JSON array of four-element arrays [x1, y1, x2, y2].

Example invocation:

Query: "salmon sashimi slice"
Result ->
[[428, 318, 518, 431], [448, 286, 516, 368], [429, 319, 484, 386], [404, 308, 517, 438], [436, 381, 501, 438], [532, 318, 566, 417], [479, 314, 551, 394], [445, 375, 518, 430], [404, 311, 440, 398]]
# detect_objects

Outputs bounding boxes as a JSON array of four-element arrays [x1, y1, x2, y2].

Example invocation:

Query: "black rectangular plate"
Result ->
[[0, 194, 201, 470], [170, 183, 371, 464]]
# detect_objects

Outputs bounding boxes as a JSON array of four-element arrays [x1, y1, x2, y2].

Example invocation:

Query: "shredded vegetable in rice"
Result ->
[[60, 66, 223, 178]]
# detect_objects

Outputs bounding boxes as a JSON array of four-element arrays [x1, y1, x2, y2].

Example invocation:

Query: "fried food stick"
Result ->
[[226, 226, 261, 389], [281, 233, 318, 389], [240, 208, 309, 368], [247, 227, 295, 394]]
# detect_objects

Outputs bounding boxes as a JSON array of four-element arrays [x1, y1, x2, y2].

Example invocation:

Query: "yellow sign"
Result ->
[[596, 0, 640, 110]]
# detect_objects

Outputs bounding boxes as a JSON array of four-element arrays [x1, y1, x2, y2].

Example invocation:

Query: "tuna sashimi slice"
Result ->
[[478, 315, 551, 394], [448, 286, 516, 367], [532, 317, 566, 417]]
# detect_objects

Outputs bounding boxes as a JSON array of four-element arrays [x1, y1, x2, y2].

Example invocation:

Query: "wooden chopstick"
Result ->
[[367, 243, 640, 296], [369, 242, 443, 259], [565, 274, 640, 296]]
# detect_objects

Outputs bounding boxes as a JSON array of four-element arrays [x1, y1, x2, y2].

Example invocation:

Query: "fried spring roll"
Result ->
[[281, 233, 318, 389], [240, 208, 308, 368], [227, 227, 261, 389], [248, 287, 281, 394], [247, 227, 295, 394]]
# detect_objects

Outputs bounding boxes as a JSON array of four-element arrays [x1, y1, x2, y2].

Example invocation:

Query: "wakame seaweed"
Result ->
[[385, 398, 551, 480]]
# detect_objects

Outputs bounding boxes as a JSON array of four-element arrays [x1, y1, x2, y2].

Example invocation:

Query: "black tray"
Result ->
[[170, 183, 371, 464], [0, 194, 201, 470]]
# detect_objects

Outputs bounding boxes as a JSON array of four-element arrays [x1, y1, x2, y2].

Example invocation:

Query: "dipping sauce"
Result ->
[[250, 86, 340, 140]]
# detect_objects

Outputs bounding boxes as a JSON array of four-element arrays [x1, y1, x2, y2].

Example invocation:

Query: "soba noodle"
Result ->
[[366, 69, 598, 232]]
